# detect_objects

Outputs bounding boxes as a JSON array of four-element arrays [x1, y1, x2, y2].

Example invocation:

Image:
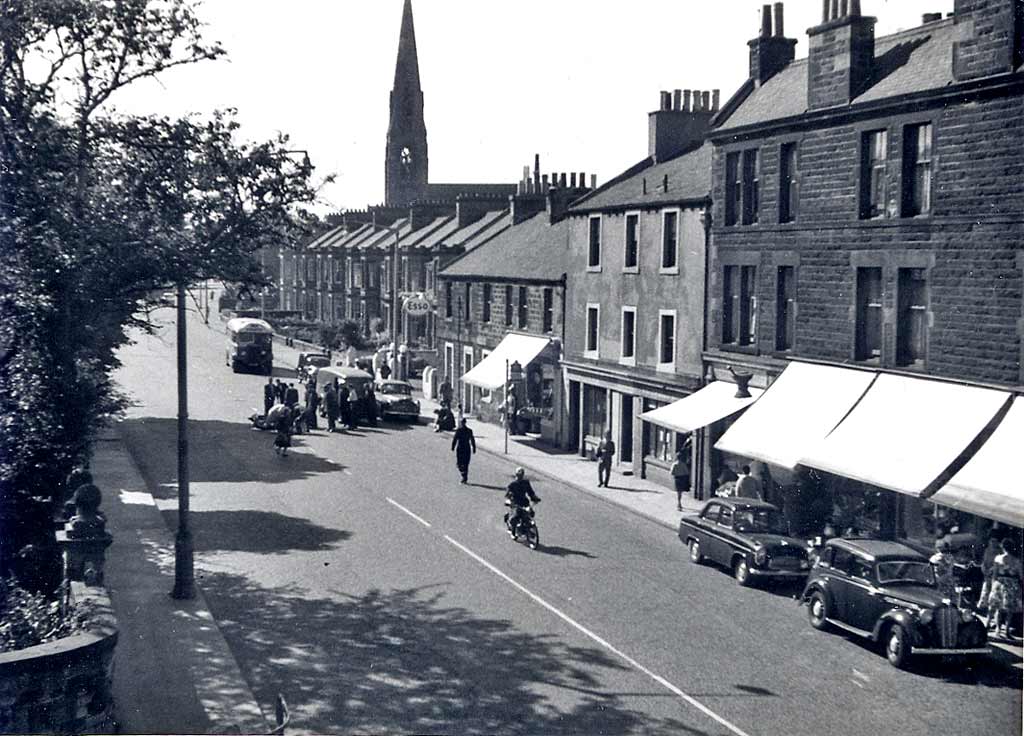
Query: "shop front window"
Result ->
[[583, 385, 606, 439]]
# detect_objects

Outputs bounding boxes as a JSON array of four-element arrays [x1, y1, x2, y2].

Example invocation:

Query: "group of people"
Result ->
[[931, 533, 1023, 639], [261, 374, 377, 457]]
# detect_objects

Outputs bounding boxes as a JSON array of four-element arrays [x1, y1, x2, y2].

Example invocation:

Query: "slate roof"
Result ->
[[458, 211, 511, 253], [409, 216, 460, 250], [568, 142, 712, 214], [717, 18, 977, 132], [440, 212, 567, 283], [403, 216, 453, 249]]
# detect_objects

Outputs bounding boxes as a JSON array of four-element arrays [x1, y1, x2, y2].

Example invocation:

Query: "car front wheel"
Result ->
[[808, 590, 831, 631], [733, 557, 752, 586], [885, 624, 912, 669], [688, 539, 703, 564]]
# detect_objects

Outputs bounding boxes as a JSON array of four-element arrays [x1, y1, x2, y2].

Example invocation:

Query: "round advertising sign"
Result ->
[[404, 296, 432, 317]]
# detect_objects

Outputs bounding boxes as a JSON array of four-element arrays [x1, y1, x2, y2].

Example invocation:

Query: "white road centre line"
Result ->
[[443, 534, 754, 736], [386, 497, 432, 528]]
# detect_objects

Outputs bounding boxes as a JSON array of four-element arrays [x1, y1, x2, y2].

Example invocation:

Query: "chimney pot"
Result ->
[[672, 89, 682, 110], [542, 174, 549, 187], [922, 12, 942, 23], [591, 174, 597, 188], [570, 172, 577, 187], [683, 89, 692, 111], [702, 91, 711, 110], [773, 2, 784, 36], [660, 91, 671, 110], [579, 172, 586, 189], [850, 0, 861, 15], [821, 0, 829, 23], [560, 173, 567, 188], [840, 0, 848, 18], [712, 89, 721, 111], [830, 0, 839, 21], [761, 4, 772, 37], [692, 91, 702, 111]]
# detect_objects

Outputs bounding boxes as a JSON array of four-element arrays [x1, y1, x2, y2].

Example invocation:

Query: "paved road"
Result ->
[[113, 305, 1022, 735]]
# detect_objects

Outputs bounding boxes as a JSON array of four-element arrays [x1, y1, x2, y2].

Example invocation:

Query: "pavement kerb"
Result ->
[[472, 440, 681, 533], [94, 426, 270, 735]]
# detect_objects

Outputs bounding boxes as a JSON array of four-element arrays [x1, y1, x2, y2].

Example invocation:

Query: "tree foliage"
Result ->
[[0, 0, 319, 578]]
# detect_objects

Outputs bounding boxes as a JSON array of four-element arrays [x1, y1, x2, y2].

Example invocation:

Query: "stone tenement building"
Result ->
[[696, 0, 1023, 547]]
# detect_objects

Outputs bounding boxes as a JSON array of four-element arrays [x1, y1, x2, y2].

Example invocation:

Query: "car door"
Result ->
[[827, 548, 870, 631], [845, 557, 888, 631], [694, 503, 721, 563], [709, 504, 735, 566]]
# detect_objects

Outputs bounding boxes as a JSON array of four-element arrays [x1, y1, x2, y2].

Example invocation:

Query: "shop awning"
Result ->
[[929, 397, 1024, 527], [639, 381, 763, 434], [715, 362, 876, 470], [800, 374, 1012, 498], [460, 333, 551, 390]]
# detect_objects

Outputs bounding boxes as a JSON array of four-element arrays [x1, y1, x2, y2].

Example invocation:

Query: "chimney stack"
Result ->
[[748, 2, 798, 85], [807, 0, 875, 109], [952, 0, 1023, 81], [649, 88, 716, 162]]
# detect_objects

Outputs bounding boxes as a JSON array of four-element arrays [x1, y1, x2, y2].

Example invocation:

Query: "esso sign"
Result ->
[[404, 296, 432, 317]]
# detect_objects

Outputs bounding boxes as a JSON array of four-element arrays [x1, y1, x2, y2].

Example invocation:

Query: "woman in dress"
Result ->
[[986, 538, 1022, 639]]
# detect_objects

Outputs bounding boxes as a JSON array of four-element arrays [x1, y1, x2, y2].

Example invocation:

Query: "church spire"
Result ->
[[393, 0, 421, 92], [385, 0, 428, 207]]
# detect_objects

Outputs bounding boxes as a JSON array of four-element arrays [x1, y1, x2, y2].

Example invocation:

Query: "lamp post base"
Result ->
[[171, 528, 195, 600]]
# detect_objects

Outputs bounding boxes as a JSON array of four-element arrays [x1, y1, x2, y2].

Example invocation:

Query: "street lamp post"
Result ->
[[171, 282, 194, 600]]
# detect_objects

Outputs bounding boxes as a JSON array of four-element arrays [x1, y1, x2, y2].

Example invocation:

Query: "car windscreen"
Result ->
[[380, 384, 411, 395], [732, 509, 789, 535], [236, 332, 270, 345], [876, 560, 936, 586], [308, 356, 330, 366]]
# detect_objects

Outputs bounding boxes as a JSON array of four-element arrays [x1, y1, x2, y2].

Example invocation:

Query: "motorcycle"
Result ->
[[504, 501, 540, 550]]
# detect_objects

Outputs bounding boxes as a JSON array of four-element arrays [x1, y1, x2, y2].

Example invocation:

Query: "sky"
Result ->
[[113, 0, 955, 213]]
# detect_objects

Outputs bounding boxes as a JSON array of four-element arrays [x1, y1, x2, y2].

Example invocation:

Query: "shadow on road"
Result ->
[[535, 545, 597, 560], [202, 573, 709, 735], [160, 509, 352, 554], [120, 417, 346, 496]]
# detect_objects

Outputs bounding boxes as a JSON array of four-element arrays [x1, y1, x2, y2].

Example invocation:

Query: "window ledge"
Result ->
[[656, 362, 676, 373], [619, 356, 637, 367], [583, 350, 600, 360], [586, 265, 603, 273], [660, 267, 680, 275], [622, 266, 640, 275]]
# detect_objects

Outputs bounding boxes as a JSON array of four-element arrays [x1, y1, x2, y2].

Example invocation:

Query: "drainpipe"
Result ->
[[697, 205, 713, 501]]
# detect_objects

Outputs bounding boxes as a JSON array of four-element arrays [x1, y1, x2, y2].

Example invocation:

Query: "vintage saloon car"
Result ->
[[678, 499, 811, 586], [376, 380, 421, 421], [802, 539, 989, 669]]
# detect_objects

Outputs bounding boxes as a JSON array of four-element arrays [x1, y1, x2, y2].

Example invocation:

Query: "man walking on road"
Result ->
[[451, 418, 476, 484], [596, 430, 615, 488], [323, 380, 339, 433], [285, 383, 300, 408], [263, 377, 275, 414]]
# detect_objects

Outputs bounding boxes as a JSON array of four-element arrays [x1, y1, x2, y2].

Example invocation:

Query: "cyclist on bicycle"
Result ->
[[505, 467, 540, 538]]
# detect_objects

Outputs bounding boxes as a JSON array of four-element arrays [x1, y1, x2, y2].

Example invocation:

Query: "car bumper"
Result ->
[[381, 408, 420, 417], [912, 646, 990, 656], [749, 567, 810, 578]]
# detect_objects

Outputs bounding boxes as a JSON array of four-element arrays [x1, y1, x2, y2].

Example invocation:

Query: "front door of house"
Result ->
[[620, 395, 633, 465]]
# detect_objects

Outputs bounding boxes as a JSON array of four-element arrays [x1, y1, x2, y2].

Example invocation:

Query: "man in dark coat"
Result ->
[[451, 418, 477, 484], [274, 379, 286, 403], [338, 383, 352, 429], [263, 377, 275, 414], [323, 381, 339, 433], [305, 385, 320, 430], [285, 383, 300, 408]]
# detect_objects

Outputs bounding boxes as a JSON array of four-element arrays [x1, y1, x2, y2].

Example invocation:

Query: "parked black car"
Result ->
[[678, 499, 811, 586], [801, 538, 990, 669]]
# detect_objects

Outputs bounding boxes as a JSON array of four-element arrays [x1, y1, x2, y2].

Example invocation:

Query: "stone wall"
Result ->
[[710, 88, 1024, 387], [0, 583, 118, 734]]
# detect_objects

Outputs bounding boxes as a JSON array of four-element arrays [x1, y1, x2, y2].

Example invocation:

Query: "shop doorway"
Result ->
[[620, 395, 634, 465], [568, 381, 580, 452]]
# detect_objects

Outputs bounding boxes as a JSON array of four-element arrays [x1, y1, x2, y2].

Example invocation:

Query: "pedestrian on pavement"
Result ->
[[670, 448, 690, 511], [930, 537, 958, 598], [263, 377, 275, 414], [439, 377, 453, 408], [285, 383, 300, 408], [451, 418, 476, 484], [338, 383, 352, 429], [986, 538, 1022, 639], [596, 431, 615, 488], [735, 465, 763, 500], [323, 381, 339, 433]]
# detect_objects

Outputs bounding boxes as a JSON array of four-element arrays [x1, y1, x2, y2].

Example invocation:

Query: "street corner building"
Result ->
[[693, 0, 1024, 550]]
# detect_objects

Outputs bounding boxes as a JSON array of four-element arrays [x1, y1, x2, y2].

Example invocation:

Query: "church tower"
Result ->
[[385, 0, 429, 207]]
